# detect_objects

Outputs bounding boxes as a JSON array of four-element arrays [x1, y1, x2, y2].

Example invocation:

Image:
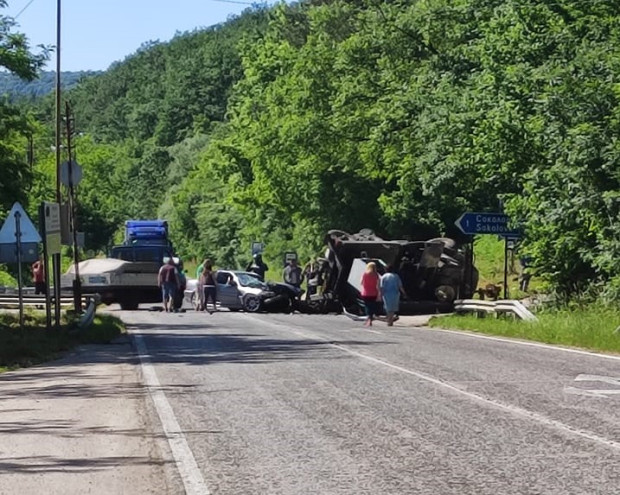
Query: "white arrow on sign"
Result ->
[[0, 202, 41, 244], [564, 374, 620, 398]]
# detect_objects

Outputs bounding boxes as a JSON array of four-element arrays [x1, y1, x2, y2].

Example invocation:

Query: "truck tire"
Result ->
[[119, 296, 139, 311], [190, 291, 200, 311]]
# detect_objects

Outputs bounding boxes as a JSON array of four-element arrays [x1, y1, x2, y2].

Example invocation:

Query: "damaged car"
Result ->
[[184, 270, 290, 313]]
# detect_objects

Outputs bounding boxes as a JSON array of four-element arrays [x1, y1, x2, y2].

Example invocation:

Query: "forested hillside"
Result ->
[[4, 0, 620, 300], [0, 70, 100, 101]]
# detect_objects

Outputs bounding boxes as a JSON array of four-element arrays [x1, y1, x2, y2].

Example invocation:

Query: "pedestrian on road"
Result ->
[[174, 259, 187, 312], [360, 262, 380, 327], [31, 257, 46, 295], [158, 257, 180, 313], [196, 258, 209, 310], [200, 260, 218, 314], [380, 264, 406, 326]]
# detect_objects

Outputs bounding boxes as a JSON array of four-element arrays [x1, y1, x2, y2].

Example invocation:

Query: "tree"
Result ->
[[0, 1, 49, 213]]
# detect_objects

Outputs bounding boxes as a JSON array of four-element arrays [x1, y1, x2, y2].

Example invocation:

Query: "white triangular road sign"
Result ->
[[0, 202, 42, 243]]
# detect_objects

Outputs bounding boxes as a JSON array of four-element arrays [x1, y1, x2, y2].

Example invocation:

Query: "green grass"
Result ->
[[0, 311, 126, 372], [472, 235, 545, 296], [430, 304, 620, 353]]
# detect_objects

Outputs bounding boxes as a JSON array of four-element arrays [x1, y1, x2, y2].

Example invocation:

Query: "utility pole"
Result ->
[[64, 102, 82, 313], [53, 0, 62, 328]]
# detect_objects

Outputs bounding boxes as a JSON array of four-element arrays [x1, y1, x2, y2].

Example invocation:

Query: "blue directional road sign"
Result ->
[[455, 212, 519, 237]]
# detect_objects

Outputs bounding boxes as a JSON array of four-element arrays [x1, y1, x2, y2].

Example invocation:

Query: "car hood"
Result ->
[[241, 287, 266, 296]]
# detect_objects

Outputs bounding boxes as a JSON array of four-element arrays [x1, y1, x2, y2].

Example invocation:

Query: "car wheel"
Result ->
[[242, 294, 261, 313]]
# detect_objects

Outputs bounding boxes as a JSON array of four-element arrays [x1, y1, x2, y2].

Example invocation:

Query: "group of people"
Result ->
[[360, 262, 406, 327], [246, 253, 324, 299]]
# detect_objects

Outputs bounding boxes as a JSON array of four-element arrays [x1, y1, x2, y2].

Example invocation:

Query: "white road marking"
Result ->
[[564, 387, 620, 398], [574, 374, 620, 386], [246, 316, 620, 453], [132, 332, 210, 495], [564, 374, 620, 398]]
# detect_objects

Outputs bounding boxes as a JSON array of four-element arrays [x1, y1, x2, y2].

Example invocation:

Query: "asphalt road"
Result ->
[[120, 308, 620, 495]]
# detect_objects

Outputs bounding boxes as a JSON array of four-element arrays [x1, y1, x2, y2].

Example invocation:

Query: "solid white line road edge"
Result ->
[[133, 332, 211, 495]]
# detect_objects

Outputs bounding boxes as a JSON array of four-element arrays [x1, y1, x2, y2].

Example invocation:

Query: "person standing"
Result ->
[[283, 258, 302, 288], [173, 259, 187, 312], [302, 259, 320, 299], [31, 257, 46, 295], [360, 262, 380, 327], [158, 258, 180, 313], [246, 253, 269, 281], [380, 265, 406, 326], [200, 260, 218, 314], [196, 258, 210, 311], [283, 258, 303, 311]]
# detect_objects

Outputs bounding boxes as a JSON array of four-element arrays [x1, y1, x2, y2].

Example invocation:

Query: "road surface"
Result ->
[[120, 308, 620, 494]]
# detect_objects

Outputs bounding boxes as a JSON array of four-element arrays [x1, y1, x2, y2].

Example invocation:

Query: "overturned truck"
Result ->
[[310, 229, 478, 315]]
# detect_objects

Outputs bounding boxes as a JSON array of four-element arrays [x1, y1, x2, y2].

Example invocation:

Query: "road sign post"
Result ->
[[0, 203, 42, 329], [455, 212, 520, 300], [251, 242, 264, 256]]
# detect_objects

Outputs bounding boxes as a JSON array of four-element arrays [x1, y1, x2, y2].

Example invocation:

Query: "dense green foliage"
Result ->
[[3, 1, 620, 300], [0, 1, 49, 217], [0, 70, 100, 101]]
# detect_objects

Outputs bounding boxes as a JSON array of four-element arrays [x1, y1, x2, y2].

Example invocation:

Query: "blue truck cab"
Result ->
[[110, 220, 174, 263]]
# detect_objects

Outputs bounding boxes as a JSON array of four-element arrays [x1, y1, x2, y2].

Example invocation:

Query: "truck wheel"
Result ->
[[120, 299, 139, 311], [242, 294, 261, 313], [190, 291, 200, 311]]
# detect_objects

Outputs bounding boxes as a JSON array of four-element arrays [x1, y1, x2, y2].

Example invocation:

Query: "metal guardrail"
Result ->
[[0, 295, 91, 308], [454, 299, 538, 321], [78, 297, 97, 329]]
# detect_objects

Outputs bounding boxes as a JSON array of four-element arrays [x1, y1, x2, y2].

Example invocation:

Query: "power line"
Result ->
[[212, 0, 254, 4], [14, 0, 36, 19]]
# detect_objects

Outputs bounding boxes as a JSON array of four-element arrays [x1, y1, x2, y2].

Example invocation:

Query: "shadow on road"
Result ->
[[128, 319, 392, 367]]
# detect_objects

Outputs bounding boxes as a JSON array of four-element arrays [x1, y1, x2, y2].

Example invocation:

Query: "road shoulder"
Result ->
[[0, 336, 181, 494]]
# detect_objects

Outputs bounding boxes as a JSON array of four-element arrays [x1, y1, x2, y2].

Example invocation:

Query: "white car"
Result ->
[[184, 270, 280, 312]]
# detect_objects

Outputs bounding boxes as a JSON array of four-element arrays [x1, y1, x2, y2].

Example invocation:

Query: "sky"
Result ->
[[5, 0, 280, 72]]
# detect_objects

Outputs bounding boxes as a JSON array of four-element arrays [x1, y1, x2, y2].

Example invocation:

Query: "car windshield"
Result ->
[[236, 273, 265, 288]]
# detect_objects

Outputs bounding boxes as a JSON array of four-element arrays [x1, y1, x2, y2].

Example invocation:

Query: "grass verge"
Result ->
[[429, 304, 620, 353], [0, 311, 126, 372]]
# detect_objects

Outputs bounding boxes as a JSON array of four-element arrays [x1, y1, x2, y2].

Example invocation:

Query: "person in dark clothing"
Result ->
[[200, 260, 218, 314], [246, 253, 268, 281]]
